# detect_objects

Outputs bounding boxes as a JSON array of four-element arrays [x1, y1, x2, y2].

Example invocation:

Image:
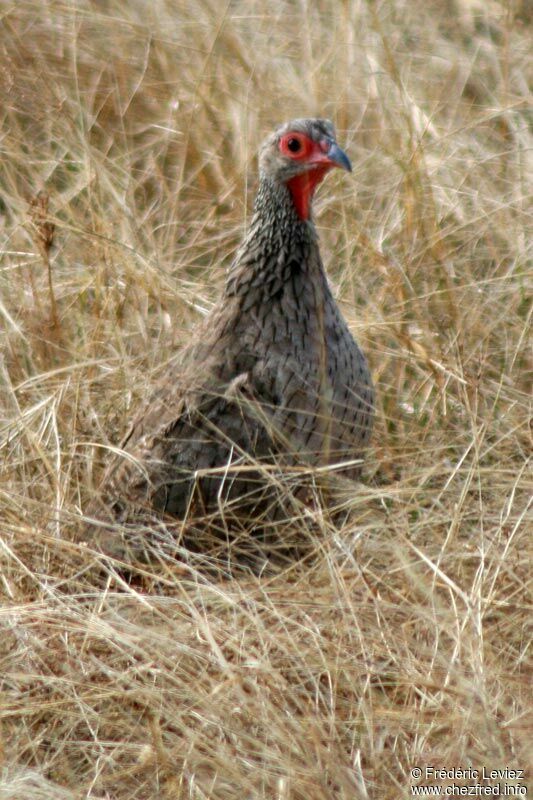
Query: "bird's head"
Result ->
[[258, 118, 352, 221]]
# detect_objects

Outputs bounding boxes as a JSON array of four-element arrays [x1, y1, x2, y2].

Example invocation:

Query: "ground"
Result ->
[[0, 1, 531, 798]]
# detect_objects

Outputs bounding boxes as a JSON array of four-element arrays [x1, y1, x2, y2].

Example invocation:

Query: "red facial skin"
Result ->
[[279, 132, 336, 221]]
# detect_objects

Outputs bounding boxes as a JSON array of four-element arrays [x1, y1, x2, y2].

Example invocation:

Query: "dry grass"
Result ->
[[0, 0, 531, 797]]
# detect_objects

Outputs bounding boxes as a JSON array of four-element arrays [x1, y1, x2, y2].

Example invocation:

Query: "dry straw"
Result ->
[[0, 1, 531, 798]]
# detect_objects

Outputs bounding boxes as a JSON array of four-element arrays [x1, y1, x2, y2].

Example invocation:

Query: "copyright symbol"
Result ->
[[411, 767, 422, 780]]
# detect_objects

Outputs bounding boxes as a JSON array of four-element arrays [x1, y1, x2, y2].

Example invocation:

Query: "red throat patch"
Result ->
[[286, 166, 330, 220]]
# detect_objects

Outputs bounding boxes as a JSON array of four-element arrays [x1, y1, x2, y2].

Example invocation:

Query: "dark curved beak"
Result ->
[[326, 141, 352, 172]]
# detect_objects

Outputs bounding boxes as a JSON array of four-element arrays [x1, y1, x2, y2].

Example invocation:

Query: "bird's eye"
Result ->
[[279, 132, 311, 159]]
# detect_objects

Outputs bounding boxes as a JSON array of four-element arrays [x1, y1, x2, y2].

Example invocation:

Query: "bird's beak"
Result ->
[[325, 141, 352, 172], [309, 139, 352, 173]]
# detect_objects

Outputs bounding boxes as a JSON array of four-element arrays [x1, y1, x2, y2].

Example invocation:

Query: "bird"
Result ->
[[85, 118, 374, 555]]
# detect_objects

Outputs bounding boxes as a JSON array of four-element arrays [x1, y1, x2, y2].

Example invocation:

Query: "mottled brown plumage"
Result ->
[[86, 118, 373, 549]]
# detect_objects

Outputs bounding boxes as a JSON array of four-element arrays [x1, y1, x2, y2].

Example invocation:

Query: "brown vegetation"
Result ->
[[0, 1, 531, 797]]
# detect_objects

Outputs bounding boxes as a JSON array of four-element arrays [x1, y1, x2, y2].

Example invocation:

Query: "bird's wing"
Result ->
[[88, 355, 283, 523]]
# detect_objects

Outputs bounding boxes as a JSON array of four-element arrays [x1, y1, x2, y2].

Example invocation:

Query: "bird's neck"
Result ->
[[225, 176, 324, 304]]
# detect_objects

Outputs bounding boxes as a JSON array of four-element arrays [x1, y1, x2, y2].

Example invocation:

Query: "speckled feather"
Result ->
[[87, 119, 374, 530]]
